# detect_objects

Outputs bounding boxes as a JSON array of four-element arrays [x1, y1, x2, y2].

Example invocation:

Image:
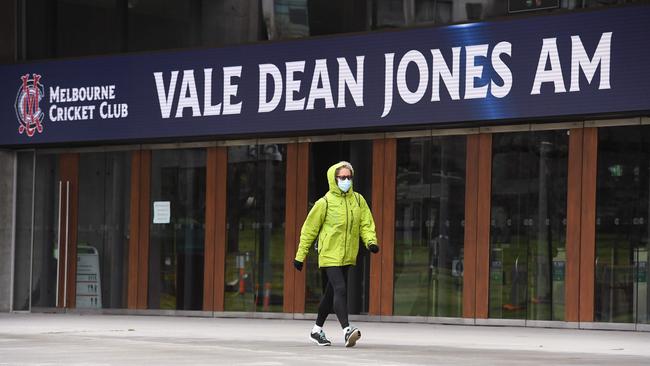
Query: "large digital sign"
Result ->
[[1, 6, 649, 146]]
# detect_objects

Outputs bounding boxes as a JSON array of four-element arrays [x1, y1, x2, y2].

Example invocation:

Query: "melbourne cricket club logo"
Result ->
[[14, 74, 45, 137]]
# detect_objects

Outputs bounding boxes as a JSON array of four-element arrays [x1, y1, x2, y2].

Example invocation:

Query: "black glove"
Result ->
[[293, 259, 303, 271], [369, 244, 379, 254]]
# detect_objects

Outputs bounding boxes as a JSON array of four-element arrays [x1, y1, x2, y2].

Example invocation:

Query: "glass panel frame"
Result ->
[[488, 130, 568, 321], [393, 135, 466, 317], [148, 148, 206, 311], [304, 140, 373, 315], [75, 152, 131, 309], [224, 143, 287, 312]]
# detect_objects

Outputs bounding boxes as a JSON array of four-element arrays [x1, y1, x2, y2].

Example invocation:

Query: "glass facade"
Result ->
[[489, 131, 568, 320], [9, 129, 650, 324], [148, 149, 206, 310], [13, 152, 34, 311], [305, 140, 373, 314], [393, 135, 466, 317], [19, 0, 638, 60], [6, 0, 649, 323], [31, 154, 59, 308], [76, 152, 131, 309], [225, 144, 287, 312], [595, 126, 649, 323]]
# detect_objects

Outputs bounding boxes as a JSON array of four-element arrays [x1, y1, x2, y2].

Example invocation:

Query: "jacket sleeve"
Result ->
[[295, 198, 326, 263], [359, 194, 378, 248]]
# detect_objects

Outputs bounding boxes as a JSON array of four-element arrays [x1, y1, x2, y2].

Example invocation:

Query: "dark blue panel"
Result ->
[[1, 6, 649, 146]]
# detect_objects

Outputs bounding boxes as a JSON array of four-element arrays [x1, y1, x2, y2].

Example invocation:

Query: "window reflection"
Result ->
[[31, 154, 59, 308], [489, 131, 568, 320], [22, 0, 646, 60], [393, 136, 466, 317], [14, 152, 34, 311], [148, 149, 206, 310], [595, 126, 650, 324], [225, 144, 286, 312], [76, 152, 131, 309]]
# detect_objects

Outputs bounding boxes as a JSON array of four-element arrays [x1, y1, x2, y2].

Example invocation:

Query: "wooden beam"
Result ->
[[565, 129, 584, 322], [475, 134, 492, 319], [579, 128, 598, 322], [380, 138, 396, 316]]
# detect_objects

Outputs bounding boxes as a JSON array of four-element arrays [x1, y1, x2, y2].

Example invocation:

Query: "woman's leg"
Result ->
[[316, 269, 334, 327], [324, 266, 350, 329]]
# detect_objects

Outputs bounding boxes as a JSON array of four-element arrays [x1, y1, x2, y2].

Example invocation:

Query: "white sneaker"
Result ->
[[344, 326, 361, 347]]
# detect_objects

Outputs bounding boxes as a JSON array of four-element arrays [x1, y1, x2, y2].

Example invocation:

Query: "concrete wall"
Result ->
[[0, 151, 16, 312]]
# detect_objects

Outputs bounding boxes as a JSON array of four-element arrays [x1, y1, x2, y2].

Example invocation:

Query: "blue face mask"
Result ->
[[337, 177, 352, 192]]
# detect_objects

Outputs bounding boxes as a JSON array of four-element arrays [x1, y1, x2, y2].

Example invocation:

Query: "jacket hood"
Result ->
[[327, 161, 354, 194]]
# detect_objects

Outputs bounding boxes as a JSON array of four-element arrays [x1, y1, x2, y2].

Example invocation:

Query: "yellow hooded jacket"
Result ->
[[295, 162, 378, 267]]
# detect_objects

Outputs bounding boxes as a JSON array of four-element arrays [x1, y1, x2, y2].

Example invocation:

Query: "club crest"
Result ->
[[15, 74, 45, 137]]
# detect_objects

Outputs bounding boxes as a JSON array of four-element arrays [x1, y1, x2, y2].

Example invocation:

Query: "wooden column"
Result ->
[[203, 147, 227, 311], [579, 128, 598, 322], [565, 129, 584, 322], [283, 143, 299, 313], [475, 133, 492, 319], [292, 142, 310, 313], [206, 147, 228, 311], [370, 138, 396, 316], [136, 150, 151, 309], [462, 134, 480, 318]]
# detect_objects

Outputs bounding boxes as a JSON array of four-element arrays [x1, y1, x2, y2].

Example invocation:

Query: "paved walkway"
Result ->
[[1, 313, 650, 365]]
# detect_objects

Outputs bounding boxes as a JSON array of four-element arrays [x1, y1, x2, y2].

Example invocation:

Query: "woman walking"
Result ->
[[293, 161, 380, 347]]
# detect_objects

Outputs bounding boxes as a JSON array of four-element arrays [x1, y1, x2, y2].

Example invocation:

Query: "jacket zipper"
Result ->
[[343, 194, 349, 266]]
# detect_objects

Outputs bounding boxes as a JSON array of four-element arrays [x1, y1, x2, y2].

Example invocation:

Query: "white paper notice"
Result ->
[[153, 201, 171, 224]]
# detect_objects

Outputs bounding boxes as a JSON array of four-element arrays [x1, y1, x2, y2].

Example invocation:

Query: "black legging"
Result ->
[[316, 266, 350, 328]]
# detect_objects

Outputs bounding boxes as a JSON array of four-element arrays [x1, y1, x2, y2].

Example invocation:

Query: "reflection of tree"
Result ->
[[226, 145, 286, 311], [393, 137, 466, 317], [491, 132, 568, 319]]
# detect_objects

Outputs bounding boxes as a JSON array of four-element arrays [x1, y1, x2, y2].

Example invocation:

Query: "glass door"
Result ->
[[31, 153, 77, 309], [595, 126, 646, 323], [489, 131, 568, 320], [30, 151, 132, 310], [305, 140, 373, 314], [224, 144, 287, 312], [75, 152, 131, 309]]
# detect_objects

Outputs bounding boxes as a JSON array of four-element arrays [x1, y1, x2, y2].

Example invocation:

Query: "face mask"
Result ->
[[337, 178, 352, 192]]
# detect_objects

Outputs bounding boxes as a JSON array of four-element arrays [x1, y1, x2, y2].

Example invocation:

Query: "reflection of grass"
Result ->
[[160, 293, 176, 310], [593, 234, 640, 323], [394, 246, 463, 317], [489, 238, 566, 320]]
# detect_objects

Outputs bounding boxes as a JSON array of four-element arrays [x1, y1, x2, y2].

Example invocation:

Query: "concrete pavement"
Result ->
[[1, 313, 650, 365]]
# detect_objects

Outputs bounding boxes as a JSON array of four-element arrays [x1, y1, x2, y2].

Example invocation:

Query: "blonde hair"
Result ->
[[335, 161, 354, 176]]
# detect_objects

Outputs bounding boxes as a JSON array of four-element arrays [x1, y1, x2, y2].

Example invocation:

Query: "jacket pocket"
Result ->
[[317, 232, 327, 254]]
